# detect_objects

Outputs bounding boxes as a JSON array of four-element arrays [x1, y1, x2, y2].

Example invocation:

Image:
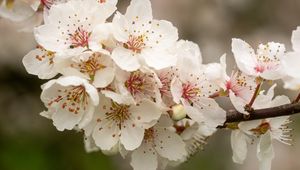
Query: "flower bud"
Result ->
[[171, 104, 187, 121]]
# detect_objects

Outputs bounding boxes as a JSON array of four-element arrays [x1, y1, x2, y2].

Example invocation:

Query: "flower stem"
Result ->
[[244, 81, 262, 112], [292, 92, 300, 103]]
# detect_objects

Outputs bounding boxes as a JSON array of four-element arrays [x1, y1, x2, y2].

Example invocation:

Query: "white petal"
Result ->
[[142, 48, 177, 70], [231, 38, 257, 76], [125, 0, 153, 24], [193, 97, 226, 127], [281, 52, 300, 78], [146, 20, 178, 49], [130, 99, 162, 125], [268, 116, 289, 130], [257, 132, 274, 170], [101, 90, 135, 105], [111, 47, 141, 71], [92, 119, 120, 150], [229, 91, 248, 115], [131, 143, 158, 170], [84, 135, 100, 153], [231, 130, 248, 164], [22, 48, 57, 79], [93, 67, 115, 88], [89, 23, 113, 52], [154, 128, 187, 161], [120, 120, 145, 150], [292, 27, 300, 52]]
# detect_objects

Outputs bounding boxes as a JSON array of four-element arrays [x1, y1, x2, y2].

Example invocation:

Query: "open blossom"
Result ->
[[130, 115, 187, 170], [170, 62, 226, 129], [85, 93, 163, 151], [40, 76, 99, 131], [59, 51, 115, 88], [231, 85, 291, 170], [281, 27, 300, 90], [220, 55, 257, 114], [23, 45, 59, 79], [114, 67, 162, 103], [111, 0, 178, 71], [34, 0, 116, 56], [232, 38, 286, 80]]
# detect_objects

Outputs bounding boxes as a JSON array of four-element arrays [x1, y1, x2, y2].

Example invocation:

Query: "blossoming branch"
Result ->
[[1, 0, 300, 170]]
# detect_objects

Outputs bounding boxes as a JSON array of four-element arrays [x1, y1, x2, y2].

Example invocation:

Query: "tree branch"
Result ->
[[224, 102, 300, 124]]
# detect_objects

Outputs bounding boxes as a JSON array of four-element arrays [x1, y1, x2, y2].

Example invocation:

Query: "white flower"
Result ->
[[231, 38, 286, 80], [87, 93, 163, 151], [40, 76, 99, 131], [34, 0, 116, 56], [281, 27, 300, 90], [230, 84, 292, 170], [220, 55, 257, 114], [111, 0, 178, 71], [23, 45, 60, 79], [0, 0, 36, 22], [59, 51, 115, 88], [130, 115, 187, 170], [114, 67, 162, 103]]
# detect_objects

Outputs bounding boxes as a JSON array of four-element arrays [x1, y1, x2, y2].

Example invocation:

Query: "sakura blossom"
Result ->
[[40, 76, 99, 131], [232, 38, 286, 80], [34, 0, 116, 56], [230, 85, 292, 170], [111, 0, 178, 71], [9, 0, 300, 169]]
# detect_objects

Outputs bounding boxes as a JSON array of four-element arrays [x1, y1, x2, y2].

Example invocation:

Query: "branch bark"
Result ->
[[224, 102, 300, 125]]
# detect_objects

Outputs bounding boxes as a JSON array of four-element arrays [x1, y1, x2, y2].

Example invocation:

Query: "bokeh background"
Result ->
[[1, 0, 300, 170]]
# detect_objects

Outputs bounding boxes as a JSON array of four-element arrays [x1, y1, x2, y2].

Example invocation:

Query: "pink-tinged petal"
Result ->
[[231, 130, 248, 164], [130, 99, 162, 124], [257, 132, 274, 170], [154, 128, 187, 161], [170, 77, 183, 104], [92, 119, 120, 150], [120, 120, 145, 150], [111, 47, 141, 71], [130, 143, 158, 170], [292, 27, 300, 52], [231, 38, 257, 76]]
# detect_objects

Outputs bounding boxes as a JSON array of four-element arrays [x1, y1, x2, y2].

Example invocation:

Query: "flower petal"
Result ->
[[120, 120, 145, 150], [111, 47, 141, 71], [231, 130, 248, 164], [130, 143, 158, 170]]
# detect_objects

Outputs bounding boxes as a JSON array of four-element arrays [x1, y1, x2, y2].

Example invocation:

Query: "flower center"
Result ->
[[144, 128, 155, 144], [69, 27, 90, 49], [123, 35, 145, 53], [97, 0, 106, 3], [250, 122, 271, 136], [105, 102, 131, 129], [71, 53, 106, 79], [125, 71, 147, 96], [48, 86, 88, 114], [181, 83, 201, 102]]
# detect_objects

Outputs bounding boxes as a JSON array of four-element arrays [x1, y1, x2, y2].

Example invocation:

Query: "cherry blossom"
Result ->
[[232, 38, 286, 80], [130, 115, 187, 170], [86, 93, 163, 151], [59, 51, 115, 88], [23, 45, 59, 79], [34, 0, 116, 56], [40, 76, 99, 131], [111, 0, 178, 71], [231, 85, 291, 170]]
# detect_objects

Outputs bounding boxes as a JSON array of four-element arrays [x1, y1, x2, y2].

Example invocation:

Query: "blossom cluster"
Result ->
[[2, 0, 300, 170]]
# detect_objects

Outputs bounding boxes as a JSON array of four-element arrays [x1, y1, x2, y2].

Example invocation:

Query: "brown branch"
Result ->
[[223, 103, 300, 126]]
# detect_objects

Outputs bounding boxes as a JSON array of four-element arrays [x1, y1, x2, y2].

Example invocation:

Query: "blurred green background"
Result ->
[[1, 0, 300, 170]]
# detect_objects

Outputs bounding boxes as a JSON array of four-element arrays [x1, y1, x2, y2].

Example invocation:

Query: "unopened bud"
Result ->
[[171, 104, 186, 121]]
